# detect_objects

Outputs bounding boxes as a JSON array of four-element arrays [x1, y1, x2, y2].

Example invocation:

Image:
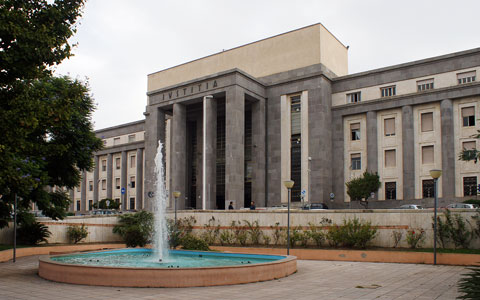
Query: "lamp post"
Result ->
[[172, 191, 181, 225], [430, 169, 442, 265], [283, 180, 294, 255]]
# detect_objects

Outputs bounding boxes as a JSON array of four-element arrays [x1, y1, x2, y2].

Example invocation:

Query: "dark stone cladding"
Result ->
[[332, 47, 480, 93], [95, 141, 145, 156], [95, 120, 145, 139]]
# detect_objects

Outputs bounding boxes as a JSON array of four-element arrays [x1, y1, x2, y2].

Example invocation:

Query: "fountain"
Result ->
[[38, 142, 297, 287]]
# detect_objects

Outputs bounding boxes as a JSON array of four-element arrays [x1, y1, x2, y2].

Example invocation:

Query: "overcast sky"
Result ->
[[54, 0, 480, 130]]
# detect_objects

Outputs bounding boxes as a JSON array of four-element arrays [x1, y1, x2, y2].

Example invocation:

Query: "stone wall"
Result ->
[[0, 210, 478, 249]]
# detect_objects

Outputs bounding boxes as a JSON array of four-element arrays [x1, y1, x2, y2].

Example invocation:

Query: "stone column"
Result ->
[[252, 98, 266, 207], [225, 86, 245, 205], [203, 95, 217, 209], [107, 153, 113, 199], [171, 103, 187, 209], [121, 151, 127, 210], [441, 99, 455, 199], [331, 112, 344, 206], [196, 117, 203, 209], [136, 148, 144, 210], [143, 106, 166, 211], [366, 111, 378, 201], [93, 155, 99, 204], [402, 105, 415, 200], [81, 170, 87, 212]]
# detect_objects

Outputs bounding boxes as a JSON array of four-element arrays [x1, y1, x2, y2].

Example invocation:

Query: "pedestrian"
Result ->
[[250, 201, 256, 210], [228, 201, 234, 210]]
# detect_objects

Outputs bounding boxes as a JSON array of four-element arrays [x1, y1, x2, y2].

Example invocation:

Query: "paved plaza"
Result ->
[[0, 255, 466, 299]]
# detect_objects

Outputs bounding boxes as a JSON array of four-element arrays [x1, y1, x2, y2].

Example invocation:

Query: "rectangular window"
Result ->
[[347, 92, 361, 103], [101, 159, 107, 172], [384, 118, 395, 136], [350, 123, 360, 140], [88, 200, 93, 211], [76, 201, 81, 211], [76, 186, 81, 192], [115, 157, 121, 170], [130, 155, 136, 168], [113, 137, 121, 145], [421, 112, 433, 132], [351, 153, 361, 170], [101, 179, 106, 190], [115, 178, 120, 189], [463, 176, 477, 196], [88, 181, 93, 191], [128, 134, 136, 143], [422, 145, 434, 164], [422, 179, 435, 198], [130, 176, 136, 188], [463, 141, 476, 150], [417, 79, 434, 91], [457, 71, 476, 84], [290, 96, 301, 135], [385, 182, 397, 200], [130, 197, 135, 210], [462, 106, 475, 127], [102, 139, 107, 146], [385, 149, 396, 167], [381, 86, 396, 98]]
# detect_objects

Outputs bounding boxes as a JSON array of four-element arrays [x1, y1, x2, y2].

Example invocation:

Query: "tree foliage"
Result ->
[[459, 130, 480, 163], [345, 171, 381, 209], [113, 211, 154, 248], [0, 0, 103, 228]]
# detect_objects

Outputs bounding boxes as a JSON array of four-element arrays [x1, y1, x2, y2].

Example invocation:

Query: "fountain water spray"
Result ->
[[153, 141, 169, 262]]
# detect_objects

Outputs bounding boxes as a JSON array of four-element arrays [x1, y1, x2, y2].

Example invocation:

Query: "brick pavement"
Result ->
[[0, 255, 467, 299]]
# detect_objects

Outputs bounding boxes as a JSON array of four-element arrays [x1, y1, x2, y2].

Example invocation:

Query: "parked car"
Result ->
[[398, 204, 424, 209], [445, 203, 479, 209], [302, 203, 329, 210]]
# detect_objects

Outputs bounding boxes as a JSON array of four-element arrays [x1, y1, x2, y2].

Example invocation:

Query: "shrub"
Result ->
[[67, 224, 88, 244], [113, 211, 154, 247], [288, 226, 305, 248], [406, 229, 425, 248], [219, 229, 235, 246], [18, 221, 51, 245], [433, 209, 473, 249], [463, 199, 480, 206], [306, 222, 326, 247], [244, 220, 262, 245], [180, 235, 210, 251], [472, 210, 480, 239], [458, 266, 480, 300], [231, 221, 248, 246], [262, 233, 271, 246], [270, 222, 285, 245], [326, 218, 377, 249], [167, 216, 196, 248], [201, 216, 220, 245], [391, 230, 403, 248]]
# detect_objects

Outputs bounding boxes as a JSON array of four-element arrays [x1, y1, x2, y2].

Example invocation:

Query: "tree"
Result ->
[[345, 171, 381, 209], [113, 211, 154, 248], [93, 198, 121, 210], [0, 0, 103, 228], [459, 130, 480, 163]]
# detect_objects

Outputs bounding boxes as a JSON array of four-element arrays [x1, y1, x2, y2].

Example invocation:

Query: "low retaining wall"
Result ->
[[0, 209, 478, 248]]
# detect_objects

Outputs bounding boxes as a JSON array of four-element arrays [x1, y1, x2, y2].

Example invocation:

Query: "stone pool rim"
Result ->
[[38, 248, 297, 287]]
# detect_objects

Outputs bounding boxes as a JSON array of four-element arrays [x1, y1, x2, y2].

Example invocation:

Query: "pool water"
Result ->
[[51, 249, 285, 268]]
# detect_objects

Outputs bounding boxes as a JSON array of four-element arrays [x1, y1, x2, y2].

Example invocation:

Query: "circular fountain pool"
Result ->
[[39, 248, 297, 287]]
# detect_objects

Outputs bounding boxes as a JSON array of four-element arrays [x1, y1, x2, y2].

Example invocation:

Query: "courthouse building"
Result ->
[[71, 23, 480, 212]]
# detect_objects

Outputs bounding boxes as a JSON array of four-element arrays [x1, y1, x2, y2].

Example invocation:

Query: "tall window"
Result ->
[[130, 197, 135, 210], [422, 146, 434, 164], [115, 178, 120, 189], [88, 181, 93, 191], [462, 107, 475, 127], [457, 71, 476, 84], [351, 153, 361, 170], [385, 182, 397, 200], [421, 112, 433, 132], [385, 149, 396, 167], [76, 201, 80, 211], [101, 179, 106, 190], [130, 176, 136, 188], [463, 177, 477, 196], [88, 200, 93, 211], [417, 79, 434, 91], [130, 155, 136, 168], [347, 92, 361, 103], [384, 118, 395, 136], [350, 123, 360, 140], [115, 157, 121, 170], [381, 86, 396, 98], [422, 179, 435, 198], [290, 95, 301, 202], [101, 159, 107, 172]]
